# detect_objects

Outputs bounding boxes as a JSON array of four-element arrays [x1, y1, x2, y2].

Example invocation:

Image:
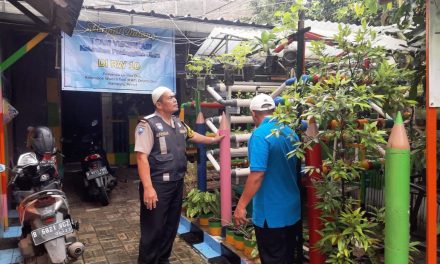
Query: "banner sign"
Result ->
[[429, 0, 440, 106], [62, 22, 175, 94]]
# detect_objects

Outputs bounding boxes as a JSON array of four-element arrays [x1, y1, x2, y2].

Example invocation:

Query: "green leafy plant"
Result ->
[[272, 21, 417, 263], [185, 54, 214, 78], [252, 30, 277, 55], [184, 162, 197, 197], [183, 188, 220, 218], [216, 42, 253, 70], [272, 2, 303, 33], [316, 201, 380, 264]]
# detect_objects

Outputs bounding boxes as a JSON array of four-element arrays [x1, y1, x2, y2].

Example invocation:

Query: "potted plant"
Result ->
[[252, 30, 276, 74], [216, 42, 253, 85], [182, 189, 220, 226], [243, 227, 258, 259], [242, 64, 255, 82], [216, 53, 236, 86], [233, 229, 245, 251], [232, 223, 252, 251], [207, 191, 221, 236], [185, 54, 214, 90], [224, 223, 236, 245]]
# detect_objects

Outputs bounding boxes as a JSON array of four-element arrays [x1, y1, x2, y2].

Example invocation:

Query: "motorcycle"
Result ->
[[8, 126, 84, 263], [80, 120, 117, 206]]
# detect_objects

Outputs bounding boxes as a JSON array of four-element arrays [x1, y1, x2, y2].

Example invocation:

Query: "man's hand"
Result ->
[[189, 132, 225, 144], [233, 205, 247, 226], [212, 134, 225, 143], [143, 186, 158, 210]]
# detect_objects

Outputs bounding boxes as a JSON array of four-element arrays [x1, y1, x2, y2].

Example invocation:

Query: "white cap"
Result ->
[[249, 94, 276, 111], [152, 86, 173, 105]]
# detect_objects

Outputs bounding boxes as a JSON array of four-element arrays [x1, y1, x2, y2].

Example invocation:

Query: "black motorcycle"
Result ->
[[80, 120, 117, 206]]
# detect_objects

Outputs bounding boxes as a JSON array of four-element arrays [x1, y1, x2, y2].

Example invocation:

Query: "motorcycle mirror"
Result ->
[[0, 164, 5, 173], [91, 120, 98, 127], [17, 152, 39, 167]]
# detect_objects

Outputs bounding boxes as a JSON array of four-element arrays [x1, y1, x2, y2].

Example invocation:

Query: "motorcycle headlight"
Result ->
[[40, 174, 50, 182]]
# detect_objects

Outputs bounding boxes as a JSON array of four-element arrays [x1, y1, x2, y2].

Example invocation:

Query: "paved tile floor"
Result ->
[[63, 166, 207, 264]]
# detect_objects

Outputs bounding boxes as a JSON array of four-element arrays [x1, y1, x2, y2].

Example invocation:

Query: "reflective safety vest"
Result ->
[[142, 114, 187, 182]]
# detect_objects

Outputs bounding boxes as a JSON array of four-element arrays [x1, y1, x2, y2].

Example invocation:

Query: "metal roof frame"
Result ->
[[1, 0, 83, 35]]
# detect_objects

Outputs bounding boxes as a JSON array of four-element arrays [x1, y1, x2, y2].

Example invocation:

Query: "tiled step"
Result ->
[[0, 248, 21, 264], [0, 210, 22, 264], [178, 215, 246, 264], [3, 210, 21, 239], [3, 226, 21, 239]]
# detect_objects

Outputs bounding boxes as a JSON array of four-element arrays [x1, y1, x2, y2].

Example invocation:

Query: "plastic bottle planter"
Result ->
[[242, 64, 255, 82], [233, 231, 245, 251], [206, 76, 219, 87], [244, 237, 257, 258], [196, 77, 206, 91], [265, 55, 276, 74], [208, 218, 222, 236], [224, 65, 235, 86], [199, 213, 212, 226], [225, 226, 235, 244], [186, 78, 196, 88]]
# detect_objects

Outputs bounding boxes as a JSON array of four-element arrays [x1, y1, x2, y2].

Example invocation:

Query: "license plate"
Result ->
[[86, 167, 108, 180], [31, 219, 73, 246]]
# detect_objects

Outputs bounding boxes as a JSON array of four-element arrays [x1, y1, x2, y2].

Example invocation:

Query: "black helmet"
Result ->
[[31, 126, 56, 156]]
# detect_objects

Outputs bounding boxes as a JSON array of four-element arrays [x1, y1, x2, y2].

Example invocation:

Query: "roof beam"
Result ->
[[7, 0, 48, 29]]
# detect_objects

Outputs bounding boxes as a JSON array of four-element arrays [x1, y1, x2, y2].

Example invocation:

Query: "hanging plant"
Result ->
[[185, 54, 214, 88]]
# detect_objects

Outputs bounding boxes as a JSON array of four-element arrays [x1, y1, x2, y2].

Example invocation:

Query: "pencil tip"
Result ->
[[395, 111, 403, 125]]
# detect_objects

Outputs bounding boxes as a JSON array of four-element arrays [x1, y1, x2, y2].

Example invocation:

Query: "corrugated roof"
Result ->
[[303, 20, 413, 52], [195, 26, 265, 57], [195, 19, 413, 58], [81, 5, 272, 29], [0, 1, 271, 35], [82, 0, 255, 21]]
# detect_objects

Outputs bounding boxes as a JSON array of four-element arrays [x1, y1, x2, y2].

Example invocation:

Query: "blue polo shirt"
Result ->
[[249, 116, 301, 228]]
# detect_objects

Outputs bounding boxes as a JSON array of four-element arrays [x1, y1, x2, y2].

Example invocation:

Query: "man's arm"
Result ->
[[181, 120, 223, 144], [137, 152, 158, 210], [189, 131, 223, 144], [135, 121, 157, 210], [234, 171, 265, 225]]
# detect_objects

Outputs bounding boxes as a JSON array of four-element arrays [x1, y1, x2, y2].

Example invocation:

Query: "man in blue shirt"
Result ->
[[234, 94, 301, 264]]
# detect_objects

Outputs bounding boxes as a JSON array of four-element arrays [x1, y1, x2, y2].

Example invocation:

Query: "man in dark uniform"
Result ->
[[135, 86, 223, 264]]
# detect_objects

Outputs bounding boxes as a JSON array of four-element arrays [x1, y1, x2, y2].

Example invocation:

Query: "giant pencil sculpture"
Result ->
[[304, 117, 325, 264], [196, 112, 207, 191], [384, 112, 410, 264], [219, 112, 232, 225]]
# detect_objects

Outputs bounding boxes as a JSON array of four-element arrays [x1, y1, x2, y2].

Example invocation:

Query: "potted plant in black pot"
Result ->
[[185, 55, 214, 90], [216, 53, 236, 86], [242, 63, 255, 82], [252, 30, 276, 74], [216, 42, 253, 85]]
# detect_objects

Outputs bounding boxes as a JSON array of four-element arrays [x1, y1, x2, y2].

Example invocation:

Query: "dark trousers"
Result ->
[[138, 179, 183, 264], [254, 220, 302, 264]]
